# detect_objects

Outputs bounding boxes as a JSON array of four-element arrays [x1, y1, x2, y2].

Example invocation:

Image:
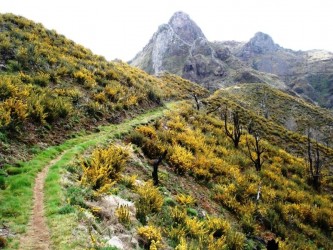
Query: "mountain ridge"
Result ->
[[131, 12, 333, 108], [130, 11, 287, 91]]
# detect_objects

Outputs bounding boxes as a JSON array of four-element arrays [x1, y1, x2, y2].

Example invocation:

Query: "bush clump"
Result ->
[[135, 181, 163, 224], [137, 225, 163, 249], [80, 144, 129, 195]]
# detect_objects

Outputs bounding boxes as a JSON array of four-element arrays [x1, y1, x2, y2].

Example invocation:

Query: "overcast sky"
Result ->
[[1, 0, 332, 61]]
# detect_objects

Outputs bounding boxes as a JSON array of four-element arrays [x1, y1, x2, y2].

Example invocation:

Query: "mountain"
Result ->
[[130, 12, 286, 90], [228, 32, 333, 108], [131, 12, 333, 109]]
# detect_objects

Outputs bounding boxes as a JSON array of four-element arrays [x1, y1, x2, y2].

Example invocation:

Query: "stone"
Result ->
[[107, 236, 124, 250], [102, 195, 136, 215]]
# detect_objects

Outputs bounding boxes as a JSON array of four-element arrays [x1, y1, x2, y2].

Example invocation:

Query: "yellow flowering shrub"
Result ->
[[93, 92, 107, 103], [135, 181, 163, 223], [168, 144, 194, 175], [73, 69, 96, 88], [207, 234, 227, 250], [205, 216, 231, 235], [175, 194, 196, 207], [104, 80, 125, 102], [136, 126, 157, 139], [170, 206, 187, 225], [0, 97, 28, 128], [166, 115, 186, 131], [80, 144, 129, 195], [137, 225, 163, 249], [175, 237, 187, 250], [168, 226, 186, 242], [115, 205, 131, 225], [184, 217, 208, 238]]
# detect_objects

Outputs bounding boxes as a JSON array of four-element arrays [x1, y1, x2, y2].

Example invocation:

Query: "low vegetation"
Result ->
[[0, 13, 207, 166], [45, 101, 332, 249]]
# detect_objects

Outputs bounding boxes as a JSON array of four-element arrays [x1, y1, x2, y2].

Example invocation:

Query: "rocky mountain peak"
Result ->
[[130, 13, 286, 91], [245, 32, 279, 54], [168, 11, 206, 44]]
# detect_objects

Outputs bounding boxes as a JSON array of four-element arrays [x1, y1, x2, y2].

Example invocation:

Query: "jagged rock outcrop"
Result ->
[[130, 12, 202, 76], [130, 12, 286, 90], [240, 32, 279, 58], [168, 11, 206, 44]]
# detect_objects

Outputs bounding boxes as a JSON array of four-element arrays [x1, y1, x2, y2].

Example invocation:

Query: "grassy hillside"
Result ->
[[53, 101, 333, 249], [0, 13, 207, 165], [214, 83, 333, 135], [203, 84, 333, 158]]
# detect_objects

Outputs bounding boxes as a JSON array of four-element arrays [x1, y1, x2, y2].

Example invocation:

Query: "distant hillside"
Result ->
[[203, 84, 333, 160], [130, 12, 286, 91], [228, 32, 333, 108], [212, 83, 333, 138], [0, 13, 207, 165]]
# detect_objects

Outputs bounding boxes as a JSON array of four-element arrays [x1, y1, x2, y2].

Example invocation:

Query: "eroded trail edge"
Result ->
[[20, 154, 64, 250]]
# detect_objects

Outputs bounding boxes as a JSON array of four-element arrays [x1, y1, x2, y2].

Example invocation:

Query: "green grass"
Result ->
[[0, 102, 176, 249]]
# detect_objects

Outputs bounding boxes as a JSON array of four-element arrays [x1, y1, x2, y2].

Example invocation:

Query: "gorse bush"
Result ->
[[135, 181, 163, 224], [168, 144, 194, 175], [0, 98, 28, 130], [33, 72, 50, 87], [115, 205, 131, 225], [73, 69, 96, 89], [175, 194, 196, 207], [119, 174, 137, 189], [80, 144, 129, 195], [85, 101, 105, 119], [137, 225, 163, 250]]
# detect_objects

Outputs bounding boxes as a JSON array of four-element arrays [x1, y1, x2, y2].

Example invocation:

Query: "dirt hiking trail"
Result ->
[[19, 153, 65, 250]]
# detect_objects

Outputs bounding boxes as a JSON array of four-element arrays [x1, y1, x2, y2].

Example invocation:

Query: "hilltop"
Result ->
[[0, 13, 207, 165]]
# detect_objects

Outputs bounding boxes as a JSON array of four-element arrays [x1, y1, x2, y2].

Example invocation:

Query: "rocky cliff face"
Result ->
[[130, 12, 286, 90], [130, 12, 201, 75], [168, 11, 206, 44], [241, 32, 279, 57]]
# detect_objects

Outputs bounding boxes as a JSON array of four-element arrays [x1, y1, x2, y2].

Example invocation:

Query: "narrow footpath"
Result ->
[[19, 154, 65, 250]]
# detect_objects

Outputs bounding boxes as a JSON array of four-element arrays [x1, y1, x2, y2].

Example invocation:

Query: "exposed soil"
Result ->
[[19, 153, 64, 250]]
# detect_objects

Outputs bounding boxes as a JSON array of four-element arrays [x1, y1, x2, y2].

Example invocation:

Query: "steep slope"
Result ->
[[203, 84, 333, 162], [230, 32, 333, 108], [0, 13, 207, 165], [123, 101, 333, 249], [211, 83, 333, 139], [130, 12, 286, 90], [40, 99, 332, 249]]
